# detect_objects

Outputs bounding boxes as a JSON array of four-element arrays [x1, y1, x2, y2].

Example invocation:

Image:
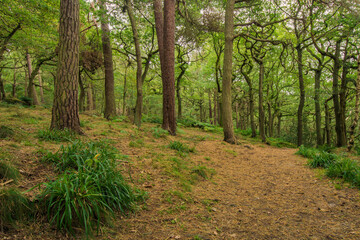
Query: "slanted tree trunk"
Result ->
[[314, 69, 323, 146], [26, 53, 39, 105], [100, 0, 116, 119], [127, 0, 143, 127], [51, 0, 82, 133], [222, 0, 236, 144], [258, 61, 266, 143]]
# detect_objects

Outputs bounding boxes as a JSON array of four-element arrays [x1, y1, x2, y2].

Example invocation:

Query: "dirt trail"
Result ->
[[116, 131, 360, 240]]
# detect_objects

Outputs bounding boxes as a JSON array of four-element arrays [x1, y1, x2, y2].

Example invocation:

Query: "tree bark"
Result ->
[[100, 0, 116, 119], [79, 71, 85, 112], [123, 63, 129, 115], [38, 69, 45, 103], [0, 72, 5, 100], [208, 90, 212, 124], [296, 46, 305, 146], [12, 62, 17, 97], [127, 0, 143, 127], [26, 53, 40, 105], [348, 56, 360, 151], [176, 64, 186, 119], [258, 61, 266, 143], [86, 83, 94, 111], [51, 0, 82, 134], [222, 0, 236, 144], [314, 69, 323, 146]]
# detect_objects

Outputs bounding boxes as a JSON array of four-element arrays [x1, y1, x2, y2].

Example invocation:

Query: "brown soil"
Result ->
[[1, 106, 360, 240]]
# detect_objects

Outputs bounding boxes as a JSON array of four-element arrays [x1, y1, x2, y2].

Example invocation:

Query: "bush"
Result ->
[[0, 188, 32, 231], [152, 127, 168, 138], [168, 141, 195, 153], [296, 145, 319, 159], [0, 126, 14, 139], [308, 152, 338, 168], [37, 128, 76, 142], [0, 160, 20, 183], [38, 140, 141, 235], [326, 158, 360, 187]]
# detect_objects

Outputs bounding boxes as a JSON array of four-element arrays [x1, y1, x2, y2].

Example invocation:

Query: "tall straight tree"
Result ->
[[153, 0, 176, 135], [222, 0, 236, 144], [50, 0, 82, 133], [100, 0, 116, 119]]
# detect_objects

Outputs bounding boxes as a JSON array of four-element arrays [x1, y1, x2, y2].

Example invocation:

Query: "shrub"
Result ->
[[37, 128, 76, 142], [152, 127, 168, 138], [0, 126, 14, 139], [308, 152, 338, 168], [0, 160, 20, 183], [0, 188, 32, 231], [326, 158, 360, 187], [296, 145, 320, 159], [168, 141, 195, 153]]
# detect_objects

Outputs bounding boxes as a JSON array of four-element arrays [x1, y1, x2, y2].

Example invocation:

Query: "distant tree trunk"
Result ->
[[277, 112, 282, 137], [0, 23, 21, 64], [213, 89, 217, 125], [26, 53, 39, 105], [24, 69, 28, 97], [296, 46, 305, 146], [314, 69, 323, 146], [325, 97, 332, 145], [340, 39, 349, 146], [222, 0, 236, 144], [127, 0, 143, 127], [235, 102, 239, 129], [348, 56, 360, 151], [86, 84, 94, 111], [51, 0, 82, 133], [123, 63, 128, 115], [79, 72, 85, 112], [38, 69, 45, 103], [176, 64, 186, 119], [208, 90, 213, 124], [100, 0, 116, 119], [258, 61, 266, 143], [0, 73, 5, 100], [12, 63, 16, 97], [267, 101, 273, 137]]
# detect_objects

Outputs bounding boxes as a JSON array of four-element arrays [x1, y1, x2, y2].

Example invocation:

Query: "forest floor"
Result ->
[[1, 104, 360, 239]]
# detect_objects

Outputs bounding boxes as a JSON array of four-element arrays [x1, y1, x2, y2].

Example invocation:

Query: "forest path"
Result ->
[[115, 128, 360, 240]]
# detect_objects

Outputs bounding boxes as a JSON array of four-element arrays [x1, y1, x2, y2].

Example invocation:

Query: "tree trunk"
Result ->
[[26, 53, 39, 105], [221, 0, 236, 144], [314, 69, 323, 146], [0, 72, 5, 100], [176, 65, 186, 119], [213, 88, 217, 125], [12, 63, 16, 97], [296, 46, 305, 146], [333, 40, 346, 146], [340, 39, 349, 147], [79, 72, 85, 112], [51, 0, 82, 133], [100, 0, 116, 119], [123, 63, 128, 115], [127, 0, 143, 127], [348, 56, 360, 151], [208, 90, 213, 124], [86, 83, 94, 111], [38, 69, 45, 103], [325, 98, 332, 145], [258, 61, 266, 143]]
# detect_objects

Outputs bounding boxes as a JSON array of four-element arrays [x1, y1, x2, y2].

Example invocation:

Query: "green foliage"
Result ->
[[191, 165, 215, 180], [38, 140, 141, 235], [0, 126, 14, 139], [168, 141, 195, 153], [235, 128, 258, 137], [142, 115, 162, 124], [326, 158, 360, 187], [0, 160, 20, 183], [129, 139, 145, 148], [296, 145, 319, 159], [308, 152, 338, 168], [37, 128, 76, 142], [267, 138, 297, 148], [0, 188, 32, 230], [151, 127, 168, 138]]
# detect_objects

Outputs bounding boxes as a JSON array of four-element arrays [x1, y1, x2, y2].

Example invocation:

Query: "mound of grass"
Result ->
[[152, 127, 168, 138], [0, 126, 14, 139], [37, 128, 76, 142], [129, 139, 144, 148], [326, 158, 360, 187], [267, 137, 296, 148], [0, 161, 20, 183], [38, 140, 143, 235], [168, 141, 195, 153], [308, 152, 338, 168], [296, 145, 320, 159], [0, 188, 32, 231], [191, 165, 216, 180]]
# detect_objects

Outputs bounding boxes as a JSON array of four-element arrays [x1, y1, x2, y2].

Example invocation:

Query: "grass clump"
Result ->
[[37, 128, 76, 142], [38, 140, 142, 235], [129, 139, 145, 148], [168, 141, 195, 153], [0, 188, 32, 231], [0, 126, 14, 139], [191, 165, 215, 180], [0, 161, 20, 183], [308, 152, 338, 168], [267, 137, 296, 148], [326, 158, 360, 187], [152, 127, 168, 138], [296, 145, 320, 159]]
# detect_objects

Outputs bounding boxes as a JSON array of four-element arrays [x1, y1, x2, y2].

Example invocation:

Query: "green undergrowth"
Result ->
[[297, 145, 360, 189], [0, 160, 20, 183], [151, 126, 168, 138], [37, 140, 146, 236], [0, 126, 14, 139], [37, 128, 77, 142], [168, 141, 195, 154], [177, 118, 222, 133]]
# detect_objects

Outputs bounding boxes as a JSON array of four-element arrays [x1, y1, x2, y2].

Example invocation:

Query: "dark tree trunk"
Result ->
[[325, 98, 332, 145], [127, 0, 143, 127], [314, 69, 323, 146], [213, 88, 217, 125], [296, 46, 305, 146], [86, 83, 94, 111], [51, 0, 82, 133], [79, 72, 85, 112], [348, 56, 360, 151], [340, 39, 349, 146], [12, 63, 16, 97], [208, 90, 212, 124], [176, 65, 186, 119], [38, 70, 45, 103], [0, 72, 5, 100], [100, 0, 116, 119], [258, 61, 266, 143], [123, 63, 128, 115]]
